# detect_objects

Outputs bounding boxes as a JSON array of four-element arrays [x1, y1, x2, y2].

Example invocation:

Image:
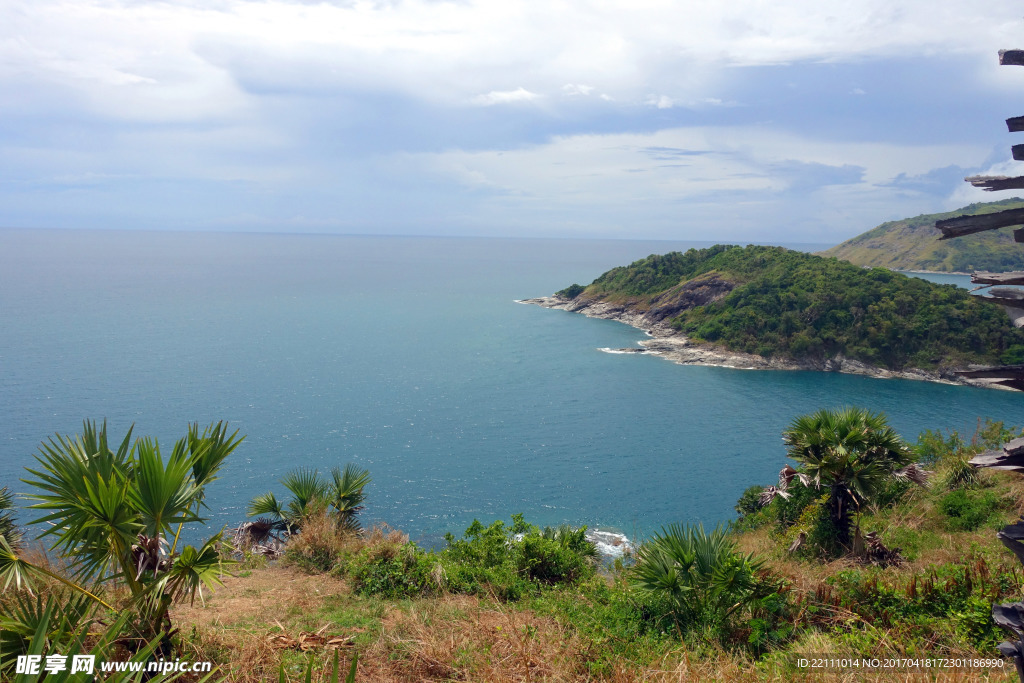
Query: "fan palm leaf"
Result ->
[[782, 406, 917, 547]]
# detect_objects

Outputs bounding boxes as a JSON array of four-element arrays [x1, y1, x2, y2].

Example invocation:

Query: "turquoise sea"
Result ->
[[1, 229, 1022, 546]]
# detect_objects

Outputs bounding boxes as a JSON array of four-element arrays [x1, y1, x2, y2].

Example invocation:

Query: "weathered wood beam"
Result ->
[[1017, 228, 1024, 243], [1001, 50, 1024, 66], [972, 272, 1024, 286], [966, 175, 1024, 192], [971, 439, 1024, 471], [1013, 145, 1024, 161], [1009, 116, 1024, 132], [935, 207, 1024, 239]]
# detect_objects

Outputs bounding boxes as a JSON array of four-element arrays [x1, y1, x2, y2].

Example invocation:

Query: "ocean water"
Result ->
[[1, 229, 1021, 547]]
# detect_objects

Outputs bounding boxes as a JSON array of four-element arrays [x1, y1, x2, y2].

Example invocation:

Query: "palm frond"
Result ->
[[189, 421, 245, 496], [163, 532, 232, 607], [281, 468, 326, 509], [128, 437, 202, 537], [248, 491, 285, 519]]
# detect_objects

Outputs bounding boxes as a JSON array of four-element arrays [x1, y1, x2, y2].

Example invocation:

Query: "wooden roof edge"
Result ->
[[1001, 49, 1024, 66], [935, 207, 1024, 239], [965, 175, 1024, 191], [972, 271, 1024, 285]]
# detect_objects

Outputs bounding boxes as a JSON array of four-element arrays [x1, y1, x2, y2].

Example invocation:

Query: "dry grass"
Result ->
[[172, 566, 760, 682], [172, 560, 1018, 682]]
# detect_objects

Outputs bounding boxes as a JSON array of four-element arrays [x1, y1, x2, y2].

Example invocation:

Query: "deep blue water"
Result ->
[[1, 230, 1021, 546]]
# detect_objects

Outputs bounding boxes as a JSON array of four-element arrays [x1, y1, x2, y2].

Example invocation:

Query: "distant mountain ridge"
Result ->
[[820, 198, 1024, 272]]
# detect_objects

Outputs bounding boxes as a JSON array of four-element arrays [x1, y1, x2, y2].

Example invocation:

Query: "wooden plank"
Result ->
[[1001, 49, 1024, 66], [935, 207, 1024, 239], [1006, 437, 1024, 456], [971, 449, 1024, 470], [1013, 144, 1024, 161], [972, 271, 1024, 286], [1017, 228, 1024, 243], [1009, 116, 1024, 132], [966, 175, 1024, 191]]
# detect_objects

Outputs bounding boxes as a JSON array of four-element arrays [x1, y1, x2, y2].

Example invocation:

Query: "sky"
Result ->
[[3, 1, 1024, 243]]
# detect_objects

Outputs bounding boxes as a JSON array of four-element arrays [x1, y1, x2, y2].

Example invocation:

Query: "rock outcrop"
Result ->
[[518, 291, 988, 388]]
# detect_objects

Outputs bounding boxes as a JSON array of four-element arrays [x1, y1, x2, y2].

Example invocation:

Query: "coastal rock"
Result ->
[[518, 295, 990, 389]]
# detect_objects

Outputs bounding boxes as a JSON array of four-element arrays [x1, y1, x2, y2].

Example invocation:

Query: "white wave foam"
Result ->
[[587, 529, 632, 558]]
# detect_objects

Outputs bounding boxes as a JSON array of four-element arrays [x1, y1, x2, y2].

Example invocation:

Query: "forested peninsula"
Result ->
[[820, 198, 1024, 272], [522, 245, 1024, 384]]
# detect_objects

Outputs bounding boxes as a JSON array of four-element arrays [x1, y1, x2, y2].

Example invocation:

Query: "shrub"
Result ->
[[939, 490, 1003, 531], [630, 524, 773, 639], [346, 540, 437, 599], [734, 485, 765, 519], [784, 495, 844, 560], [556, 283, 586, 298], [520, 525, 597, 584], [282, 511, 354, 573], [441, 515, 597, 600], [937, 455, 981, 491]]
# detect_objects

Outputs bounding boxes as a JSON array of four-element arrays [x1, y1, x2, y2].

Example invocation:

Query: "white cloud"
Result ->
[[647, 95, 674, 109], [2, 0, 1022, 238], [402, 126, 988, 239], [561, 83, 594, 96], [2, 0, 1020, 122], [471, 87, 541, 106]]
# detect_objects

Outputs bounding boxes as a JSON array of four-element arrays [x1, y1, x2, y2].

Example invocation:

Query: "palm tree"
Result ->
[[780, 406, 924, 547], [247, 464, 371, 537], [327, 464, 371, 532], [5, 420, 244, 641]]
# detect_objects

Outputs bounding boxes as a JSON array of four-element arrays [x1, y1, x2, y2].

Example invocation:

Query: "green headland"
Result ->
[[549, 244, 1024, 374]]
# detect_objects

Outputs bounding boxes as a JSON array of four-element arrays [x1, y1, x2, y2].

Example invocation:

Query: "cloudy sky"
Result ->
[[3, 1, 1024, 242]]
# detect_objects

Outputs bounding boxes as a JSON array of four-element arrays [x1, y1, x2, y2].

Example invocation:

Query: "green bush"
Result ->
[[823, 562, 1007, 654], [939, 490, 1003, 531], [765, 482, 821, 531], [734, 485, 765, 520], [630, 524, 773, 639], [441, 515, 597, 600], [346, 542, 436, 599], [556, 283, 586, 298]]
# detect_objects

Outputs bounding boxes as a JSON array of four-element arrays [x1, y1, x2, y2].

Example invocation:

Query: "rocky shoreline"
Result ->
[[518, 295, 994, 389]]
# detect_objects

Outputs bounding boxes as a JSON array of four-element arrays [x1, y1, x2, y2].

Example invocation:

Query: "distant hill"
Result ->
[[820, 198, 1024, 272], [552, 245, 1024, 372]]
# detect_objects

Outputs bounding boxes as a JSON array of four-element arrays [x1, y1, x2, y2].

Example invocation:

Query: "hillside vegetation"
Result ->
[[819, 198, 1024, 272], [558, 244, 1024, 371], [5, 416, 1024, 681]]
